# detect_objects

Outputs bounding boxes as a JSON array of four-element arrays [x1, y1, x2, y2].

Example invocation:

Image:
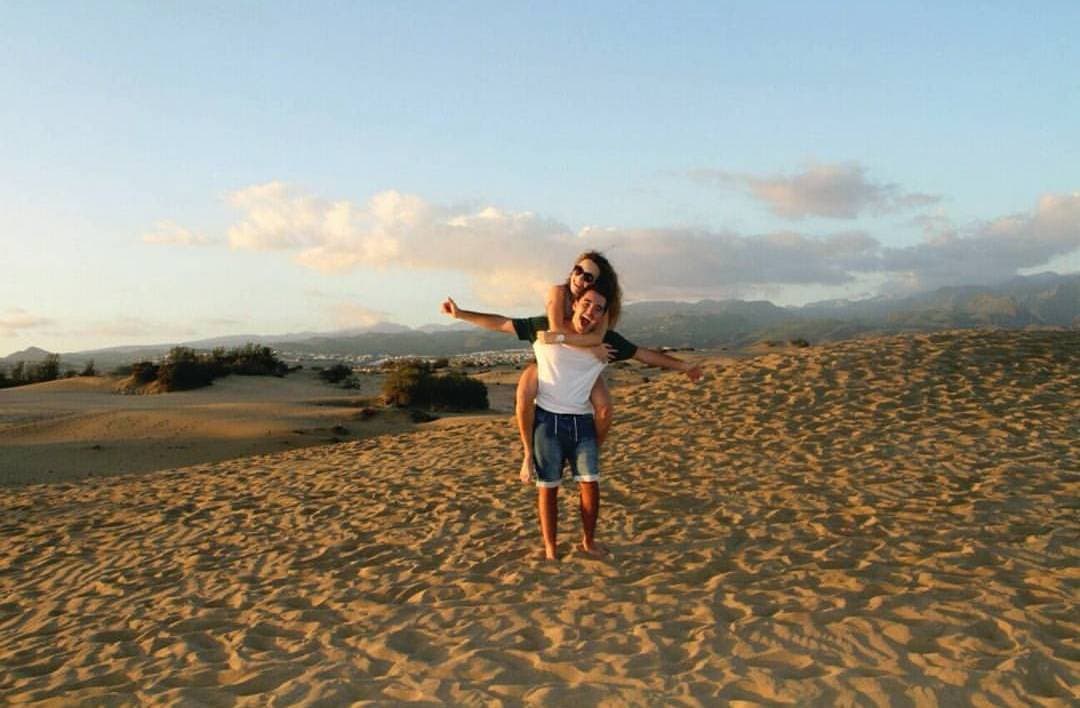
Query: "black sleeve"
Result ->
[[602, 330, 638, 362], [512, 315, 550, 343]]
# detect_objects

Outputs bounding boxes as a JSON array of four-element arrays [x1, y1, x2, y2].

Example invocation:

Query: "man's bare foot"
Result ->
[[519, 456, 533, 484], [579, 541, 609, 558], [543, 545, 558, 562]]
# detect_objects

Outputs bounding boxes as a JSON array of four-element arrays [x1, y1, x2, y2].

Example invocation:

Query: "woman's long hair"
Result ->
[[566, 250, 622, 327]]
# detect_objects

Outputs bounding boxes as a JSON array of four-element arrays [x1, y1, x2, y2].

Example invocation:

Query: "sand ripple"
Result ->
[[1, 329, 1077, 704]]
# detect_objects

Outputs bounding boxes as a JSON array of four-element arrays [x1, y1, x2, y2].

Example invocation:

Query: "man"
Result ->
[[441, 284, 702, 561]]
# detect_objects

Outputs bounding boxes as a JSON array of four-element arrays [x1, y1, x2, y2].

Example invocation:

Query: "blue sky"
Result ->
[[2, 2, 1078, 354]]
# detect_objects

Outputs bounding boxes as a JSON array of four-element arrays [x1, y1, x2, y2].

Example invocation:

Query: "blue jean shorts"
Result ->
[[533, 407, 599, 488]]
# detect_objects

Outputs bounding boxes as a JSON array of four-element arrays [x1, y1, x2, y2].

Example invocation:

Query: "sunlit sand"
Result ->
[[1, 329, 1077, 704]]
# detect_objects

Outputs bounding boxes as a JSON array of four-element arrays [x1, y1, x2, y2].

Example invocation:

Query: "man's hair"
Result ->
[[584, 276, 616, 311], [567, 250, 622, 327]]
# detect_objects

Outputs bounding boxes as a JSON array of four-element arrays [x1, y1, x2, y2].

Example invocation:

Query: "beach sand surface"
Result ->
[[0, 369, 517, 486], [0, 329, 1077, 704]]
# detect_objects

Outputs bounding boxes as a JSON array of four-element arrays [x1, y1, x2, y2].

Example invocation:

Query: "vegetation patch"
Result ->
[[382, 359, 488, 411], [318, 363, 354, 384], [0, 354, 86, 389], [118, 344, 288, 393]]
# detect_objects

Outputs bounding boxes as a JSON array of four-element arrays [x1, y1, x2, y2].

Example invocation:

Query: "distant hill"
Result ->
[[1, 346, 53, 363], [3, 272, 1077, 370], [617, 272, 1079, 349]]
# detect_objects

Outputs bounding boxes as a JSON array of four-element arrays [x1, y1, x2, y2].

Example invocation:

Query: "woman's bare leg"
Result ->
[[589, 376, 613, 446], [516, 364, 539, 483]]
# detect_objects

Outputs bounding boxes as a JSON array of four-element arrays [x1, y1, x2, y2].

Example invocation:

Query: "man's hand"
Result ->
[[588, 344, 617, 362], [683, 363, 704, 382], [538, 331, 563, 344], [441, 297, 459, 319]]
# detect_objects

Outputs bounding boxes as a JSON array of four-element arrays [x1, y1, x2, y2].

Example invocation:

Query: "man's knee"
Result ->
[[594, 403, 612, 437], [516, 364, 538, 402]]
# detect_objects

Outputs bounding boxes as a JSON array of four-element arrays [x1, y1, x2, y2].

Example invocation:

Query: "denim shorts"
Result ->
[[532, 407, 599, 488]]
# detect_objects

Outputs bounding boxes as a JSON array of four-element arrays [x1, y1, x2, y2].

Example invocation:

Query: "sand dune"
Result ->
[[0, 372, 454, 486], [0, 329, 1077, 704]]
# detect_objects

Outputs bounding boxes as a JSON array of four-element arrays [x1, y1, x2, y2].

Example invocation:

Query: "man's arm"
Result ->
[[441, 297, 515, 334], [537, 328, 605, 346], [633, 347, 704, 382]]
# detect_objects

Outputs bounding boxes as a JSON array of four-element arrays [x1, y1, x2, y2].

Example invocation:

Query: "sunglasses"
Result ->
[[572, 264, 598, 284]]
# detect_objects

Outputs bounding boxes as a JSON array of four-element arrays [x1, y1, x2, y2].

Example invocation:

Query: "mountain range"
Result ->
[[4, 272, 1077, 371]]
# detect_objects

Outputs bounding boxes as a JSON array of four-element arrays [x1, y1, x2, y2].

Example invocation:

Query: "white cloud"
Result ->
[[329, 303, 390, 330], [55, 318, 198, 343], [691, 162, 941, 220], [589, 227, 881, 301], [221, 181, 893, 302], [0, 309, 53, 336], [877, 191, 1080, 293], [225, 182, 572, 307], [106, 318, 157, 338], [157, 182, 1079, 308], [142, 220, 215, 246]]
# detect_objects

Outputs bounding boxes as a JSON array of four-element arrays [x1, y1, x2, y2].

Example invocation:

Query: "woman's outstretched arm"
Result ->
[[633, 347, 704, 381], [441, 297, 516, 334]]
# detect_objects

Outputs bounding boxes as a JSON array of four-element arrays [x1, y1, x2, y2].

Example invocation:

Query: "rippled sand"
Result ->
[[1, 329, 1077, 704]]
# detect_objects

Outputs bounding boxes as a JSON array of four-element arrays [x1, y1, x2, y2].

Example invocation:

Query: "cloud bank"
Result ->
[[878, 192, 1080, 293], [162, 181, 1078, 306], [0, 309, 53, 337], [329, 303, 391, 330], [225, 181, 573, 305], [691, 162, 941, 220]]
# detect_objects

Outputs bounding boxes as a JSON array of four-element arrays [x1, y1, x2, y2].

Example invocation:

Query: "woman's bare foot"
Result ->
[[519, 456, 533, 484]]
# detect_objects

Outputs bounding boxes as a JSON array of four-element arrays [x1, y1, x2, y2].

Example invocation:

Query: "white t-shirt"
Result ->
[[533, 342, 606, 415]]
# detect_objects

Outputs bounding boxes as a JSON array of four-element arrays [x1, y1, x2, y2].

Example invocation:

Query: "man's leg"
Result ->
[[532, 408, 562, 561], [573, 424, 607, 556], [578, 481, 606, 555], [515, 364, 539, 483], [538, 487, 559, 561]]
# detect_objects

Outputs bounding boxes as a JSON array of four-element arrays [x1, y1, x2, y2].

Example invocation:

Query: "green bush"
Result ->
[[431, 371, 488, 409], [319, 363, 354, 384], [80, 360, 97, 377], [341, 376, 364, 389], [130, 361, 160, 384], [122, 343, 289, 392], [213, 343, 287, 377], [381, 360, 431, 406], [38, 354, 61, 382], [157, 357, 215, 390], [382, 360, 487, 410], [0, 357, 64, 387]]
